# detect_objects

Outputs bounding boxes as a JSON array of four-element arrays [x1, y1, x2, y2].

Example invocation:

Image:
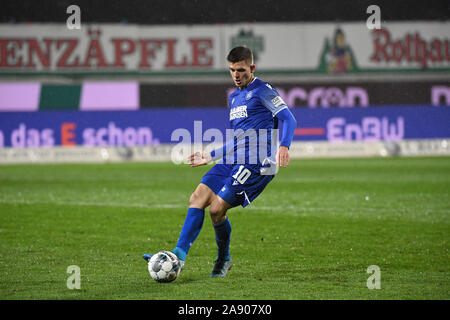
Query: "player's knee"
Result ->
[[209, 205, 220, 218], [209, 202, 226, 224], [189, 191, 197, 206], [189, 187, 213, 208], [189, 191, 202, 207]]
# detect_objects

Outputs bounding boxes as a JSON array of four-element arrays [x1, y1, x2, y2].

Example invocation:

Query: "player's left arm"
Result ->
[[274, 107, 297, 167], [259, 85, 297, 168]]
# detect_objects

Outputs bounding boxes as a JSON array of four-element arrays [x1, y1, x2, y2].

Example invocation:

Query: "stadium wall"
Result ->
[[0, 107, 449, 164], [0, 140, 449, 164], [1, 81, 449, 111], [0, 107, 449, 148], [0, 21, 449, 163], [0, 22, 449, 76]]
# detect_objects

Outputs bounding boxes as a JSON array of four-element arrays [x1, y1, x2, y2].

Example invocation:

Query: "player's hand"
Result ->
[[276, 146, 290, 168], [188, 151, 212, 167]]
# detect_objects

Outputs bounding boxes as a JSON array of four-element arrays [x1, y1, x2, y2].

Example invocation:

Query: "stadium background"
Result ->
[[0, 0, 449, 161], [0, 0, 449, 303]]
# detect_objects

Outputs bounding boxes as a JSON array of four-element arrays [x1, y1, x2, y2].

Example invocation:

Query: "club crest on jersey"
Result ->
[[230, 105, 248, 120]]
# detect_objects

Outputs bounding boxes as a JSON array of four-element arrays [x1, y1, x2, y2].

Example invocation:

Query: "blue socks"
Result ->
[[174, 207, 205, 261], [213, 217, 232, 260], [173, 208, 232, 262]]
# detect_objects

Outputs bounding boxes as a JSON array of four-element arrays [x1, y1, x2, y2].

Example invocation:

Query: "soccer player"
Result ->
[[144, 46, 297, 277]]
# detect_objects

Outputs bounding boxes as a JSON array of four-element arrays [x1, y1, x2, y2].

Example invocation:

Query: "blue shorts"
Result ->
[[200, 164, 274, 208]]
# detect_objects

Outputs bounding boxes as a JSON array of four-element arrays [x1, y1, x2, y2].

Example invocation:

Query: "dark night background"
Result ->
[[1, 0, 449, 24]]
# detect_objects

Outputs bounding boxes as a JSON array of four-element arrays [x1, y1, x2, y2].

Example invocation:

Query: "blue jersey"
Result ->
[[221, 77, 288, 173]]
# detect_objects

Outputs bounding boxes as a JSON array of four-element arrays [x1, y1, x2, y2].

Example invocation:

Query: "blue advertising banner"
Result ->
[[0, 106, 448, 148], [292, 106, 450, 142]]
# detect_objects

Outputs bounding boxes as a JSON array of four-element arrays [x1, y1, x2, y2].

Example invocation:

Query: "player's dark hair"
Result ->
[[227, 46, 254, 64]]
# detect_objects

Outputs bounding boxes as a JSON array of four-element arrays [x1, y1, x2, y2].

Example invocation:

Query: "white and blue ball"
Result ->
[[148, 251, 181, 282]]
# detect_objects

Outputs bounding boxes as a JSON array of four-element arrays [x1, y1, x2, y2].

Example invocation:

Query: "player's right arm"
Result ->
[[189, 91, 237, 167], [188, 151, 211, 167], [188, 138, 234, 167]]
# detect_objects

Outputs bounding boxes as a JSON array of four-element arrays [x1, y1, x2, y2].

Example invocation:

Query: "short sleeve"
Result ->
[[258, 83, 288, 116]]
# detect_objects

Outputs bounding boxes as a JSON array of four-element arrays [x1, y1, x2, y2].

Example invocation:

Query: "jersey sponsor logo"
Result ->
[[230, 105, 248, 120], [271, 96, 286, 107]]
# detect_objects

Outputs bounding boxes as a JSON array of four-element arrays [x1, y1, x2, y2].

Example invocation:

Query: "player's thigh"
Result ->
[[189, 183, 216, 208]]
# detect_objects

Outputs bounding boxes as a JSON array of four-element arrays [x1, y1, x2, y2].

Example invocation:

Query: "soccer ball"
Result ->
[[147, 251, 181, 283]]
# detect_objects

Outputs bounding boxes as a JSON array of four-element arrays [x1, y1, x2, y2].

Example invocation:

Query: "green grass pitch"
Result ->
[[0, 157, 448, 299]]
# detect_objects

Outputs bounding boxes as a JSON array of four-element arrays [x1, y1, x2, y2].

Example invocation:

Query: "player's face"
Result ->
[[229, 60, 255, 89]]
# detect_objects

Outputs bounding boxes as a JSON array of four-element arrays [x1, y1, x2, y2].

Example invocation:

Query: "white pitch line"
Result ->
[[0, 198, 448, 216], [0, 198, 184, 209]]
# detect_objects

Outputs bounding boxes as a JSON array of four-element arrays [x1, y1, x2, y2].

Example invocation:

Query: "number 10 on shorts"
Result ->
[[232, 165, 251, 184]]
